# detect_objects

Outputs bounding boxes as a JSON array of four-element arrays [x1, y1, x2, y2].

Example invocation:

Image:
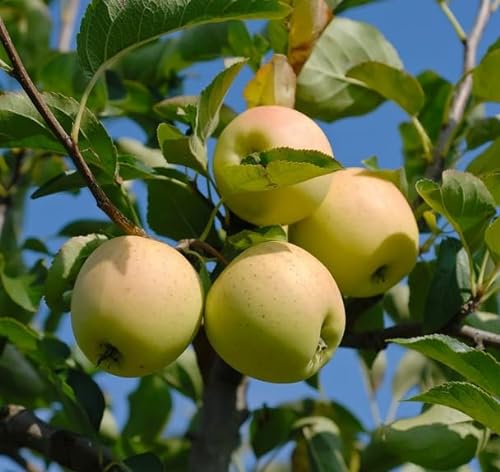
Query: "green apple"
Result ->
[[204, 241, 345, 383], [70, 235, 203, 377], [213, 105, 334, 226], [289, 167, 419, 297]]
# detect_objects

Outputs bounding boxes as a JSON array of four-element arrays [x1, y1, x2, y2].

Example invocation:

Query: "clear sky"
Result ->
[[8, 0, 500, 470]]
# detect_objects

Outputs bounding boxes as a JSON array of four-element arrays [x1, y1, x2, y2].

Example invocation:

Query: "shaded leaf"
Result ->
[[220, 148, 342, 194], [251, 406, 298, 458], [473, 49, 500, 102], [485, 218, 500, 262], [296, 17, 402, 121], [147, 170, 218, 243], [123, 452, 164, 472], [45, 234, 109, 313], [294, 416, 349, 472], [423, 239, 470, 332], [0, 317, 39, 352], [66, 369, 105, 433], [416, 170, 496, 253], [228, 226, 287, 251], [123, 375, 171, 443], [392, 334, 500, 398], [466, 117, 500, 149], [379, 404, 485, 469], [0, 93, 117, 177], [77, 0, 290, 75], [161, 348, 203, 402], [410, 381, 500, 433], [347, 62, 424, 115]]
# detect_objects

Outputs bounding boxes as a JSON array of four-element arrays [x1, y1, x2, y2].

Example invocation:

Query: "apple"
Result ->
[[204, 240, 345, 383], [70, 235, 203, 377], [213, 105, 335, 226], [289, 167, 419, 297]]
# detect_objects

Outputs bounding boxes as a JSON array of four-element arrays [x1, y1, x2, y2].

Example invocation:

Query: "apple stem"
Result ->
[[97, 343, 122, 367]]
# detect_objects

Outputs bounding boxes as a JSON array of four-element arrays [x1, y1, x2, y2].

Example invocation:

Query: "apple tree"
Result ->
[[0, 0, 499, 471]]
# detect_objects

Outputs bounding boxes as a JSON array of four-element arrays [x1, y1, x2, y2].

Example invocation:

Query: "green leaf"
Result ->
[[228, 226, 287, 251], [0, 317, 39, 352], [195, 59, 246, 144], [379, 404, 485, 469], [220, 148, 342, 194], [423, 238, 470, 332], [347, 62, 424, 115], [466, 117, 500, 149], [485, 219, 500, 262], [328, 0, 386, 14], [77, 0, 290, 76], [161, 348, 203, 403], [410, 381, 500, 433], [409, 261, 435, 322], [0, 344, 47, 407], [0, 93, 117, 177], [31, 171, 86, 199], [0, 0, 50, 77], [416, 170, 496, 253], [250, 406, 299, 458], [57, 220, 118, 238], [294, 417, 349, 472], [467, 138, 500, 175], [473, 49, 500, 102], [480, 436, 500, 472], [362, 156, 408, 197], [116, 138, 168, 170], [157, 123, 205, 174], [40, 52, 107, 111], [45, 234, 109, 313], [66, 369, 105, 433], [147, 170, 219, 243], [296, 17, 402, 121], [466, 139, 500, 205], [0, 256, 45, 313], [392, 334, 500, 398], [123, 375, 171, 443], [123, 453, 164, 472]]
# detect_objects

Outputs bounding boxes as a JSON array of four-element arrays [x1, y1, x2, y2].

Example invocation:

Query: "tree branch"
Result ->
[[188, 358, 248, 472], [341, 294, 500, 351], [177, 239, 229, 266], [0, 405, 116, 472], [0, 19, 147, 238], [425, 0, 492, 180]]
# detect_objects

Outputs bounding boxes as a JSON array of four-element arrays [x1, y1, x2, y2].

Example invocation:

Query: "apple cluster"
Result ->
[[70, 105, 419, 383]]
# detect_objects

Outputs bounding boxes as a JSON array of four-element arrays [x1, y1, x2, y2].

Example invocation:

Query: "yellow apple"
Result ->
[[204, 241, 345, 383], [213, 105, 335, 226], [289, 168, 419, 297], [70, 235, 203, 377]]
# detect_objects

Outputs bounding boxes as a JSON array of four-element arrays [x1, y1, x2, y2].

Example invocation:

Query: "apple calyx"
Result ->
[[371, 264, 389, 285], [97, 343, 122, 368]]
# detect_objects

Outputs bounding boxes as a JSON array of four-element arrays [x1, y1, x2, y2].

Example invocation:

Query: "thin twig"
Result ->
[[426, 0, 492, 180], [438, 1, 467, 43], [58, 0, 81, 52], [0, 19, 147, 238], [177, 238, 229, 266]]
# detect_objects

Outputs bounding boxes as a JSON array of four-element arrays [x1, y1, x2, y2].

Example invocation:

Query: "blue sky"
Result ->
[[6, 0, 500, 470]]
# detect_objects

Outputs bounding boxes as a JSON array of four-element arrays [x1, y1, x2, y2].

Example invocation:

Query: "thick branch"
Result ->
[[341, 293, 500, 351], [426, 0, 492, 179], [0, 405, 115, 472], [188, 358, 248, 472], [0, 19, 146, 238]]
